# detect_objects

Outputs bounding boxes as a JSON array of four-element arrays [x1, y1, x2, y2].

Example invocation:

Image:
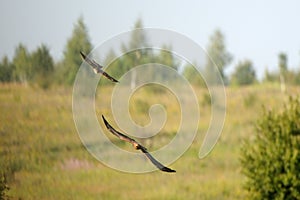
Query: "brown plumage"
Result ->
[[102, 115, 176, 173], [80, 51, 119, 83]]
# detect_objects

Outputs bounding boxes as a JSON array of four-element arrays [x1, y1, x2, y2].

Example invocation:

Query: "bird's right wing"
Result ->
[[101, 71, 119, 83], [140, 148, 176, 173], [102, 115, 176, 173]]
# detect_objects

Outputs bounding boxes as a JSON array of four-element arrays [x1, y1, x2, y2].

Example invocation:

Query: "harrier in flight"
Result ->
[[80, 51, 119, 83], [102, 115, 176, 173]]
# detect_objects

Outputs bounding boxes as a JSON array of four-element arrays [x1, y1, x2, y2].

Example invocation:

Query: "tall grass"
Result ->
[[0, 83, 299, 199]]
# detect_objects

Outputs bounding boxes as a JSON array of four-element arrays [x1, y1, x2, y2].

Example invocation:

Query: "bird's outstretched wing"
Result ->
[[140, 148, 176, 173], [101, 115, 176, 173], [100, 71, 119, 83], [80, 51, 119, 83], [80, 51, 103, 71], [102, 115, 138, 145]]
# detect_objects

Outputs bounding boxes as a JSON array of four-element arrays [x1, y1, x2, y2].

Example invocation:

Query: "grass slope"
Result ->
[[0, 83, 299, 199]]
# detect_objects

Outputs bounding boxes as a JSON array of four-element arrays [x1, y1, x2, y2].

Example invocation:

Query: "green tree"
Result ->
[[60, 16, 92, 85], [279, 52, 288, 73], [183, 63, 205, 86], [125, 17, 148, 71], [0, 56, 14, 83], [230, 59, 256, 85], [263, 68, 278, 83], [158, 45, 178, 70], [12, 44, 32, 84], [31, 44, 54, 88], [129, 18, 147, 50], [108, 18, 149, 86], [101, 49, 123, 85], [278, 52, 288, 92], [155, 45, 179, 81], [241, 97, 300, 199], [205, 29, 232, 84], [105, 18, 178, 86], [293, 70, 300, 85]]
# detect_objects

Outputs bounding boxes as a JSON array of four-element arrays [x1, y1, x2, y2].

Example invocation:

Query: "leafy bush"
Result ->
[[0, 173, 9, 200], [240, 97, 300, 199], [231, 59, 256, 86], [243, 93, 257, 108], [133, 99, 150, 114], [201, 92, 212, 107], [143, 84, 167, 94]]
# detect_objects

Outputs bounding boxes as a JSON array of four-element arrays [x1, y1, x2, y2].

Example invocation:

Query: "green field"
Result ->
[[1, 83, 299, 199]]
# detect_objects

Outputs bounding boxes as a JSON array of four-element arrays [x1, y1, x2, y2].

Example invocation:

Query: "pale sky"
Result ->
[[1, 0, 300, 79]]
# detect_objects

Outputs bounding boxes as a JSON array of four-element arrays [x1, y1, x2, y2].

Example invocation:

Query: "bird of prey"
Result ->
[[80, 51, 119, 83], [101, 115, 176, 173]]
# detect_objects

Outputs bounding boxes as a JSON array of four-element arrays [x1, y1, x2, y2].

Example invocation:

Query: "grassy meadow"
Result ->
[[1, 83, 299, 199]]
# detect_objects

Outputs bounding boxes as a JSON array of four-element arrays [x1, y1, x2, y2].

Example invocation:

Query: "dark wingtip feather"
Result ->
[[80, 51, 86, 59], [101, 115, 109, 128], [161, 167, 176, 173]]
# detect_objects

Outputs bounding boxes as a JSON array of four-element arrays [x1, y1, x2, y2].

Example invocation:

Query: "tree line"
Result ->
[[0, 17, 92, 89], [1, 16, 300, 88]]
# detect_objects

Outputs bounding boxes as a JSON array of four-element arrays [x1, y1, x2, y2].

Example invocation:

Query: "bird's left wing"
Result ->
[[80, 51, 103, 72], [102, 115, 137, 144], [80, 51, 119, 83]]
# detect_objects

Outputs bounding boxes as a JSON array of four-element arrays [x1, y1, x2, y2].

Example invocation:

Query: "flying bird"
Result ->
[[101, 115, 176, 173], [80, 51, 119, 83]]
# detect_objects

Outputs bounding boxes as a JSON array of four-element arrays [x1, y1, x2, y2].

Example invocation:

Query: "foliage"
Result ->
[[3, 84, 299, 199], [231, 59, 256, 85], [292, 70, 300, 85], [243, 92, 257, 108], [12, 44, 32, 84], [262, 53, 300, 86], [150, 45, 179, 83], [106, 18, 179, 86], [0, 173, 9, 200], [2, 17, 300, 88], [205, 29, 232, 85], [278, 52, 288, 74], [241, 97, 300, 199], [0, 17, 92, 87], [143, 83, 168, 94], [60, 16, 92, 85], [105, 18, 150, 85], [128, 18, 148, 50], [263, 68, 300, 86], [158, 45, 178, 71], [0, 56, 14, 83], [263, 68, 278, 83], [278, 52, 288, 92], [31, 44, 54, 89], [1, 84, 273, 200], [182, 63, 205, 86], [0, 43, 55, 88], [201, 92, 212, 107]]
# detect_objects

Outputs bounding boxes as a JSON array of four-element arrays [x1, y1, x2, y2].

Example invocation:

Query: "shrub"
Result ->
[[201, 92, 212, 107], [240, 97, 300, 199], [0, 173, 9, 200], [243, 93, 257, 108], [231, 59, 256, 86]]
